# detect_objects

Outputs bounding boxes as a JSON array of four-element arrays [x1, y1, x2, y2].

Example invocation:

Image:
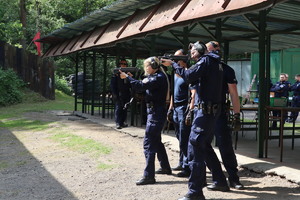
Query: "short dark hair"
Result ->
[[119, 59, 128, 66]]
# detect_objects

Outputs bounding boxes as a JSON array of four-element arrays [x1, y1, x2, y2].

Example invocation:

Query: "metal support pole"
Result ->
[[82, 52, 87, 113], [131, 40, 137, 126], [266, 34, 271, 101], [257, 10, 267, 158], [91, 51, 96, 115], [74, 53, 79, 111], [183, 26, 189, 53], [215, 19, 222, 43], [115, 44, 120, 66], [223, 40, 229, 64], [102, 53, 108, 118]]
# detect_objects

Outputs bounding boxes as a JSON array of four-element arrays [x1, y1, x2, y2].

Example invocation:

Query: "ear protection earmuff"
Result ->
[[150, 57, 159, 69], [210, 41, 219, 49]]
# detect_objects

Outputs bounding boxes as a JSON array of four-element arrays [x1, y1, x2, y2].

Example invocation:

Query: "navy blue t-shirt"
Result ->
[[174, 74, 189, 104]]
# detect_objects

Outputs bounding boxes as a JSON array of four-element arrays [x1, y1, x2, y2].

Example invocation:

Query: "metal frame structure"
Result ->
[[39, 0, 300, 158]]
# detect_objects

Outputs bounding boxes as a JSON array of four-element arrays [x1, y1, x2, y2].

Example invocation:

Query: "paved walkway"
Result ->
[[74, 111, 300, 185]]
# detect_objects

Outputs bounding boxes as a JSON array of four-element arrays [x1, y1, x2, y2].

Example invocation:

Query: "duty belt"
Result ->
[[174, 100, 188, 107], [195, 102, 220, 115], [146, 102, 164, 108]]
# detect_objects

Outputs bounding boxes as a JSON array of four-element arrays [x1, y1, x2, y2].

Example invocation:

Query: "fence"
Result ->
[[0, 40, 55, 99]]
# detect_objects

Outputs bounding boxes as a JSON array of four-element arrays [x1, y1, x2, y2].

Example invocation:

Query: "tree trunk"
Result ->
[[20, 0, 27, 49]]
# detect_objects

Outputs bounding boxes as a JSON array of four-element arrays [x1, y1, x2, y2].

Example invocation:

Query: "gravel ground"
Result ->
[[0, 111, 300, 200]]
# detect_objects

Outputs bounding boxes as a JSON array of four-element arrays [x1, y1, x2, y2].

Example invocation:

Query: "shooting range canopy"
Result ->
[[39, 0, 300, 58]]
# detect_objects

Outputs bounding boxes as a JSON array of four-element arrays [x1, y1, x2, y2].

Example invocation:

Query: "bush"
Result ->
[[0, 68, 25, 106], [55, 74, 72, 96]]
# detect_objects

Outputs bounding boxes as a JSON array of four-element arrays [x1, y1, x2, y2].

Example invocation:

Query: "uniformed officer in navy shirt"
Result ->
[[205, 41, 244, 190], [119, 57, 172, 186], [162, 41, 227, 200], [168, 49, 191, 177], [110, 59, 131, 129], [289, 74, 300, 122], [270, 73, 290, 127]]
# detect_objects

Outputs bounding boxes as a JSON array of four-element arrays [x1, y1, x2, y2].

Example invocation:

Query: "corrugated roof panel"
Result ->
[[269, 1, 300, 20], [272, 34, 300, 50]]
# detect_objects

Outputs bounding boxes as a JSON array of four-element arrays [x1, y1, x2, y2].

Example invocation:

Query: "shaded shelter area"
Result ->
[[39, 0, 300, 158]]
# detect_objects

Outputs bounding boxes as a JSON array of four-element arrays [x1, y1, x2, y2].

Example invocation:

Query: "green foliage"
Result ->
[[0, 68, 25, 106], [54, 57, 76, 77], [54, 74, 72, 96], [0, 90, 74, 120], [0, 1, 23, 45], [0, 0, 117, 49]]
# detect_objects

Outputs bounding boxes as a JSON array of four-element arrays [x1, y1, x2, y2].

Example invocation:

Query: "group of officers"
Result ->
[[111, 40, 244, 200], [269, 73, 300, 127]]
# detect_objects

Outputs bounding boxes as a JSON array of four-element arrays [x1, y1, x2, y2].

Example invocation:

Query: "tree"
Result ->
[[1, 0, 116, 48]]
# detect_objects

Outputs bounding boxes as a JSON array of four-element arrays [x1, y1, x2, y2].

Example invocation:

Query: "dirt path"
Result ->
[[0, 111, 300, 200]]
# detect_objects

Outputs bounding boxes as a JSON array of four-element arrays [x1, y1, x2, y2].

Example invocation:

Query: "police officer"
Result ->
[[168, 49, 191, 177], [289, 74, 300, 122], [270, 73, 290, 128], [162, 41, 228, 200], [119, 57, 172, 185], [205, 41, 244, 190], [110, 59, 131, 129]]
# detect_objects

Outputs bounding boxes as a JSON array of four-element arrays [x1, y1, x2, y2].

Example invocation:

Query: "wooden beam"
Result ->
[[60, 39, 72, 53], [69, 33, 84, 51], [139, 2, 162, 31], [80, 27, 97, 48], [222, 0, 231, 9], [173, 0, 191, 21], [93, 22, 111, 44], [116, 10, 138, 38]]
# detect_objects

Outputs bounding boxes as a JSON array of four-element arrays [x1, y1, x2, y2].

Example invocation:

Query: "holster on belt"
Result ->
[[197, 102, 220, 115]]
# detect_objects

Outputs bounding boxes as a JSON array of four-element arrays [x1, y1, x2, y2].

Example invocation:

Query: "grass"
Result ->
[[0, 89, 74, 120], [0, 162, 8, 170], [0, 89, 114, 169], [0, 119, 50, 131], [49, 133, 112, 156], [97, 162, 115, 170]]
